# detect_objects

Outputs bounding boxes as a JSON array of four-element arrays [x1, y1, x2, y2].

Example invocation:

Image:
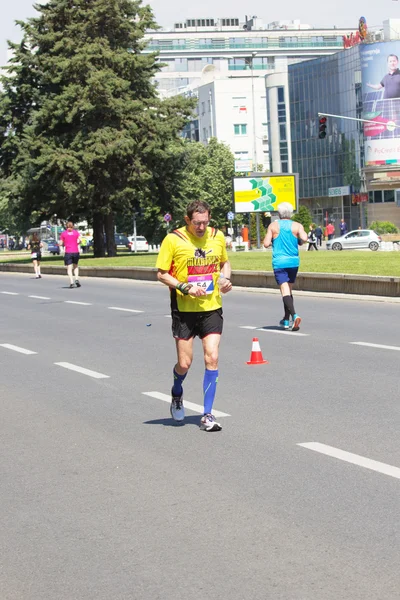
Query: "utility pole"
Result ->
[[251, 51, 261, 248]]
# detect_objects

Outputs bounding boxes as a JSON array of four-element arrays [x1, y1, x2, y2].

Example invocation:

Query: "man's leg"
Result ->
[[289, 281, 301, 331], [170, 337, 193, 422], [201, 333, 222, 431], [280, 281, 295, 321]]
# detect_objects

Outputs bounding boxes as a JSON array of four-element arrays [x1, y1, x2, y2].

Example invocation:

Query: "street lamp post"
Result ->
[[251, 51, 261, 248]]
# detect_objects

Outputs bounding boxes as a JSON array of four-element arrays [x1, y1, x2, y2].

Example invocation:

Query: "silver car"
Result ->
[[326, 229, 381, 251]]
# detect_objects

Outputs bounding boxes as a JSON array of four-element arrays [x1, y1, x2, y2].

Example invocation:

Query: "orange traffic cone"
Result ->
[[246, 337, 268, 365]]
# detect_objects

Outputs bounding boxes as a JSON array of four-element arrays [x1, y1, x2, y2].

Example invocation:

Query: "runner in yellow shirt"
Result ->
[[156, 200, 232, 431]]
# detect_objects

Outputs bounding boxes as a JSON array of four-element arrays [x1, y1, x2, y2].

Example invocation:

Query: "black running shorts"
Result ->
[[64, 252, 80, 266], [171, 308, 223, 340]]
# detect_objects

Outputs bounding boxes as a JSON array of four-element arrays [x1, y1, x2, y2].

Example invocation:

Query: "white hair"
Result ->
[[277, 202, 293, 219]]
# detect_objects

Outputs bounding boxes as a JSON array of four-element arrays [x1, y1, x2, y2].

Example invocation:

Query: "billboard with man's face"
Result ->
[[361, 42, 400, 166]]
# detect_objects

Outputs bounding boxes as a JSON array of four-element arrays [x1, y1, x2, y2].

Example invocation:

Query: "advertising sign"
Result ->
[[360, 41, 400, 166], [328, 186, 351, 197], [232, 173, 298, 213]]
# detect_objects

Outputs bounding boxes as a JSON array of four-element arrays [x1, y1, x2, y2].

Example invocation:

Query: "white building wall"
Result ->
[[197, 77, 269, 169]]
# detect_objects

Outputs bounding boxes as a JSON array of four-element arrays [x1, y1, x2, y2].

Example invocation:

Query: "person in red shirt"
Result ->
[[59, 221, 82, 288], [326, 223, 335, 240]]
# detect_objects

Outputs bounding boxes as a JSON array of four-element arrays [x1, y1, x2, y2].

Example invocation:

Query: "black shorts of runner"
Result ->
[[31, 252, 41, 261], [172, 308, 223, 340], [64, 252, 80, 266]]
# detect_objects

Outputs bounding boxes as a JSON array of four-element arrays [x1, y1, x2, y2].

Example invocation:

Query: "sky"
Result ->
[[1, 0, 398, 66]]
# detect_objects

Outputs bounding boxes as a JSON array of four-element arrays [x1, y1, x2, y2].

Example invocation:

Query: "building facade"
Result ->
[[144, 16, 355, 172], [143, 16, 354, 98], [267, 35, 400, 230]]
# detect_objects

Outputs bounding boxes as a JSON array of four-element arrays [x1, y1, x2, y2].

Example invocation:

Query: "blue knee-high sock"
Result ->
[[203, 369, 219, 415], [172, 368, 187, 396]]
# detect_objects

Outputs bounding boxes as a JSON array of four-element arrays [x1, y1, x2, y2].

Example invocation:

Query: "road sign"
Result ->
[[164, 213, 172, 222], [227, 211, 234, 221]]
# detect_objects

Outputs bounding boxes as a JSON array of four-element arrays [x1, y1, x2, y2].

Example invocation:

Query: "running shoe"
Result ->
[[170, 391, 185, 422], [75, 280, 81, 288], [279, 319, 290, 330], [69, 283, 75, 289], [292, 314, 302, 331], [200, 413, 222, 432]]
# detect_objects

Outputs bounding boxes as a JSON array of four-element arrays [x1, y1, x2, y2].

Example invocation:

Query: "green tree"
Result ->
[[368, 220, 398, 234], [292, 205, 312, 231], [0, 0, 195, 256]]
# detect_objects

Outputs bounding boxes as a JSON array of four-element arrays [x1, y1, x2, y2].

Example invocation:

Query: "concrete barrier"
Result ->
[[1, 263, 399, 297]]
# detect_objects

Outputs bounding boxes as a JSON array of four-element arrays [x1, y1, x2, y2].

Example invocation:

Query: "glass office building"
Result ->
[[289, 46, 363, 228]]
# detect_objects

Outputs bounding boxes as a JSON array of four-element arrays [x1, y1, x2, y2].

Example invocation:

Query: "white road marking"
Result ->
[[108, 307, 143, 313], [29, 295, 51, 300], [0, 343, 37, 355], [351, 342, 400, 352], [143, 391, 231, 418], [298, 442, 400, 480], [239, 326, 309, 337], [54, 362, 109, 379], [164, 314, 171, 318], [64, 301, 92, 306], [1, 292, 19, 295]]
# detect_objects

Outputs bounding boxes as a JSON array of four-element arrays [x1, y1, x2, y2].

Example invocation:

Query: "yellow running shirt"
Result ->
[[156, 226, 228, 312]]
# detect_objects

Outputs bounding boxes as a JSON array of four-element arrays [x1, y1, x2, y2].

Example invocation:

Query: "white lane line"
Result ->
[[164, 314, 171, 318], [351, 342, 400, 352], [0, 343, 37, 355], [298, 442, 400, 481], [108, 307, 143, 313], [1, 292, 19, 295], [29, 295, 51, 300], [143, 391, 231, 418], [239, 326, 309, 337], [55, 362, 109, 379], [64, 301, 92, 306]]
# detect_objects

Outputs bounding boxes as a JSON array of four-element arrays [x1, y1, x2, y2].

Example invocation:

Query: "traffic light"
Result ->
[[318, 117, 327, 139]]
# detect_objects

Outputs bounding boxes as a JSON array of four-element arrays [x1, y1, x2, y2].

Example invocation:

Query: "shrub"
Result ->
[[368, 221, 398, 234]]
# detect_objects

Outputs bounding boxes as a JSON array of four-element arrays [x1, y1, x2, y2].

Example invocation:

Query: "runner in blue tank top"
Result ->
[[263, 202, 308, 331]]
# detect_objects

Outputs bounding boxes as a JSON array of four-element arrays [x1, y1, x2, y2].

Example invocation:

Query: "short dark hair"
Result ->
[[388, 54, 399, 62], [186, 200, 211, 220]]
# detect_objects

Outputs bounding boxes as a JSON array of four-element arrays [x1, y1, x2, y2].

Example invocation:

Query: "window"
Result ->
[[234, 124, 247, 135], [277, 87, 285, 103], [384, 190, 395, 202]]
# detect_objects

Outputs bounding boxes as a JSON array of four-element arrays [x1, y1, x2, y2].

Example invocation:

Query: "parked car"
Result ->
[[326, 229, 381, 251], [44, 239, 60, 255], [114, 234, 130, 249], [128, 235, 149, 252]]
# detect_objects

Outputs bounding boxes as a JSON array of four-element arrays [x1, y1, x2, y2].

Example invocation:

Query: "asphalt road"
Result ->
[[1, 272, 399, 600]]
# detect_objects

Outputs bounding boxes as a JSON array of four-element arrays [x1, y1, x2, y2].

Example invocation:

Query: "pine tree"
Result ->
[[0, 0, 195, 256]]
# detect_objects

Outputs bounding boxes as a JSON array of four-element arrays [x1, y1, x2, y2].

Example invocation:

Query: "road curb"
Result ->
[[0, 263, 399, 298]]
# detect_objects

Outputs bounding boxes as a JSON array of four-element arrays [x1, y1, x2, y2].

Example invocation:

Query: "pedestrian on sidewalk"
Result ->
[[263, 202, 308, 331], [315, 225, 323, 247], [156, 199, 232, 432], [59, 221, 82, 288], [28, 233, 43, 278], [326, 222, 335, 240], [307, 225, 318, 251]]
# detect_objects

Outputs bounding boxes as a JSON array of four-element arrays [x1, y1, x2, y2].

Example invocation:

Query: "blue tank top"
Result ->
[[272, 220, 299, 269]]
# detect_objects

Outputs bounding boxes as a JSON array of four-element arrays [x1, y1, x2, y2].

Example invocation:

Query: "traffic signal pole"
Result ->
[[318, 112, 400, 129]]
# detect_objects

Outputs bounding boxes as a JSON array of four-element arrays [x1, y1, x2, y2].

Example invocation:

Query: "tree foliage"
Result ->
[[0, 0, 195, 255], [368, 220, 398, 234], [292, 205, 312, 230]]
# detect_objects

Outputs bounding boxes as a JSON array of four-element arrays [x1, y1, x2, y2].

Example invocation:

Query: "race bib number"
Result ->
[[187, 274, 214, 294], [31, 252, 37, 259]]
